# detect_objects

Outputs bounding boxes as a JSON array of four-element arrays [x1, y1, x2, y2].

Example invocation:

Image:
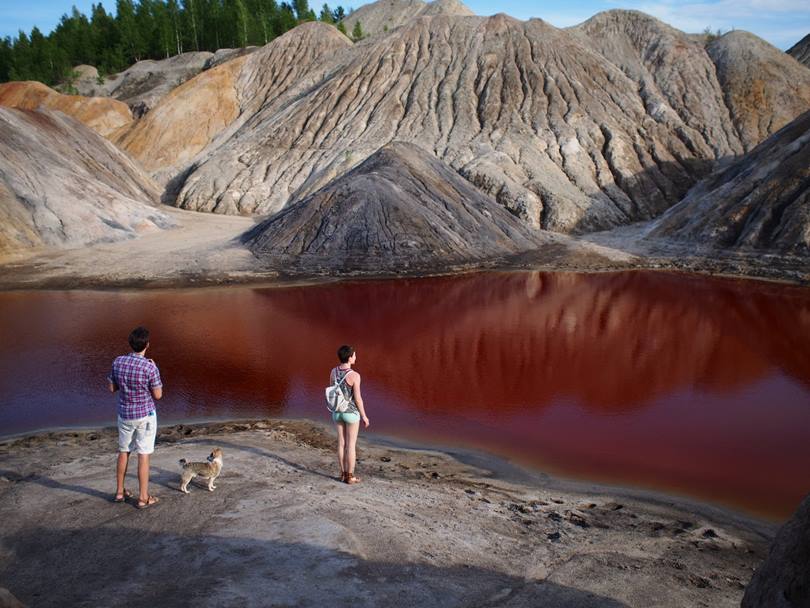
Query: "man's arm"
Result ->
[[149, 361, 163, 400], [108, 380, 118, 393]]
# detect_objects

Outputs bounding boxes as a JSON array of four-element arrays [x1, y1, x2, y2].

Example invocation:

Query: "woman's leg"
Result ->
[[335, 421, 347, 479], [345, 421, 361, 481]]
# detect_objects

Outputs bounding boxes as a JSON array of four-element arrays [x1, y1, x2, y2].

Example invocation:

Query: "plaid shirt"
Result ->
[[108, 353, 162, 420]]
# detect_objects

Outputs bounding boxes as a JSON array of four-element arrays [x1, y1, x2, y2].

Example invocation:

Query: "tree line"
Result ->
[[0, 0, 363, 87]]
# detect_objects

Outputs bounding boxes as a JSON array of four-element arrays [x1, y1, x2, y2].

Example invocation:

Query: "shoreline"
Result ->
[[0, 417, 780, 533], [0, 417, 777, 607], [0, 206, 806, 291]]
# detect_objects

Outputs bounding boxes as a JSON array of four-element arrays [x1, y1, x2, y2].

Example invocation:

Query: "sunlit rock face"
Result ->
[[0, 107, 173, 255], [0, 80, 133, 138]]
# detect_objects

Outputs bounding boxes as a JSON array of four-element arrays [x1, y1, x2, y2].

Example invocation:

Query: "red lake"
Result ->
[[1, 270, 808, 519]]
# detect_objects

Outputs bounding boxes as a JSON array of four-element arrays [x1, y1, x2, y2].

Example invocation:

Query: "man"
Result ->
[[108, 326, 163, 508]]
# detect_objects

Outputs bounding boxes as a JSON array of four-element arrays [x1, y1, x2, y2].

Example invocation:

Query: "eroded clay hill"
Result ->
[[0, 81, 132, 137], [165, 12, 810, 235], [243, 141, 547, 271], [706, 31, 810, 150], [0, 108, 173, 255], [74, 52, 214, 116], [342, 0, 474, 37], [116, 23, 353, 181], [646, 111, 810, 255]]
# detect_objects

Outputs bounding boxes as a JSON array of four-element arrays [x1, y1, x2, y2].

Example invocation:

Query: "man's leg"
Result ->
[[116, 451, 130, 498], [137, 453, 150, 503]]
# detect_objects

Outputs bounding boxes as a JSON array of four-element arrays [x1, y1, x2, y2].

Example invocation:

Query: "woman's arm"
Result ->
[[350, 372, 370, 428]]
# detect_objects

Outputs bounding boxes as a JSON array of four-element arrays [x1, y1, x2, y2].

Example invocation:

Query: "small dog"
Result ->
[[179, 448, 223, 493]]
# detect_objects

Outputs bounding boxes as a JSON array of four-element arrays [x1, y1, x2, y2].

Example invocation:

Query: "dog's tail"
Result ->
[[179, 458, 188, 467]]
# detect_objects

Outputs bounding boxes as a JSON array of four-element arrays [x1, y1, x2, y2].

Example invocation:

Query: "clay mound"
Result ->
[[571, 10, 743, 155], [742, 493, 810, 607], [117, 23, 353, 180], [243, 142, 545, 271], [342, 0, 473, 37], [203, 47, 259, 70], [0, 107, 173, 255], [646, 110, 810, 255], [175, 14, 733, 231], [0, 81, 132, 138], [75, 52, 213, 116], [787, 33, 810, 67], [707, 31, 810, 151]]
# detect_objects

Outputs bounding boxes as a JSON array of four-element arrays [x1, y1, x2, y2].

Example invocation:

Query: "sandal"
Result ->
[[339, 472, 347, 483], [345, 473, 361, 485], [113, 489, 133, 503], [136, 495, 160, 509]]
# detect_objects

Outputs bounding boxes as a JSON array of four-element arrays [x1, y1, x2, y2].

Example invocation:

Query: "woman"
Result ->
[[331, 345, 370, 484]]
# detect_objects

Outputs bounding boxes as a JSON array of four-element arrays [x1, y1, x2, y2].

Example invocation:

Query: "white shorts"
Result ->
[[117, 413, 157, 455]]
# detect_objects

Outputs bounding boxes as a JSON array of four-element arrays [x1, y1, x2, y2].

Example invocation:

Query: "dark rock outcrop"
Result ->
[[787, 33, 810, 68], [646, 111, 810, 255], [0, 108, 173, 255], [742, 493, 810, 608], [243, 141, 546, 271]]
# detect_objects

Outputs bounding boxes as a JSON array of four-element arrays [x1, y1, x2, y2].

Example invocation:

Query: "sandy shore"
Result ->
[[0, 419, 775, 607], [5, 205, 805, 290]]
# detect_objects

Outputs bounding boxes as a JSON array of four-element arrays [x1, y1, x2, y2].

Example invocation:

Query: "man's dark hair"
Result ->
[[129, 326, 150, 353], [337, 345, 355, 363]]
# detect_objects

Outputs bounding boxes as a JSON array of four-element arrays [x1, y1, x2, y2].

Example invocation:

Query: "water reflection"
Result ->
[[0, 271, 808, 518]]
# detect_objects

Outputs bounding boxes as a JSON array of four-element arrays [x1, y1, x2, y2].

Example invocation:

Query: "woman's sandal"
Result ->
[[136, 495, 160, 509], [345, 473, 361, 485], [113, 489, 133, 503]]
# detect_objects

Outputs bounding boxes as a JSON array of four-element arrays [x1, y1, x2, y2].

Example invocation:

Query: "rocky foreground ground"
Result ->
[[0, 419, 776, 607]]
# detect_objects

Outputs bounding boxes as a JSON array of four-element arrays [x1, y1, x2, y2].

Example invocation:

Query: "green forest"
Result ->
[[0, 0, 358, 87]]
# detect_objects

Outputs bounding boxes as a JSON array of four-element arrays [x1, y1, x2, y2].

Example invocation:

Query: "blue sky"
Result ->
[[1, 0, 808, 50]]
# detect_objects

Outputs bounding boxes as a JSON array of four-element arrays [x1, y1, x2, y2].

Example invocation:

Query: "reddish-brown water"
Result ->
[[1, 271, 808, 519]]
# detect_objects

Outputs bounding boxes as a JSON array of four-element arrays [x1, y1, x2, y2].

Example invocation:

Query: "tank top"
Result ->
[[331, 366, 358, 413]]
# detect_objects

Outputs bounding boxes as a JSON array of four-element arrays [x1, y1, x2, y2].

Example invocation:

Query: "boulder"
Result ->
[[742, 493, 810, 608]]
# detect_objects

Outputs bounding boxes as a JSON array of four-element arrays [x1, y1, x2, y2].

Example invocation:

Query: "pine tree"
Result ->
[[336, 21, 347, 36], [319, 4, 334, 24], [351, 20, 364, 41], [293, 0, 316, 22]]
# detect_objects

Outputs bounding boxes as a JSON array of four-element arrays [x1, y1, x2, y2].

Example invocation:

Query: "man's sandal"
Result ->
[[113, 489, 133, 503], [136, 495, 160, 509]]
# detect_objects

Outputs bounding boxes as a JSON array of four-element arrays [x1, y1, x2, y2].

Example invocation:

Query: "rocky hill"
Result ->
[[115, 23, 352, 182], [73, 52, 214, 116], [342, 0, 473, 37], [787, 33, 810, 67], [0, 108, 173, 255], [243, 141, 548, 271], [0, 81, 132, 137], [157, 12, 810, 237], [646, 110, 810, 255], [706, 31, 810, 150]]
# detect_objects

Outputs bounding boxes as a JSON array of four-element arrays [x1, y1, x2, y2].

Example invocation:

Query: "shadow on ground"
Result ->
[[1, 525, 629, 608]]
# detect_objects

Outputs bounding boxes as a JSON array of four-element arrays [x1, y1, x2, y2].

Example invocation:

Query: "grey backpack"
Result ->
[[325, 370, 352, 413]]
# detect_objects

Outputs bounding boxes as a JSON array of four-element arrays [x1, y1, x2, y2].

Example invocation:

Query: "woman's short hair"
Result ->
[[337, 345, 355, 363], [129, 326, 150, 353]]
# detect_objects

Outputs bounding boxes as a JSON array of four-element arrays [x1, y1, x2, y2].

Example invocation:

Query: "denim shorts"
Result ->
[[332, 411, 360, 424], [117, 412, 157, 454]]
